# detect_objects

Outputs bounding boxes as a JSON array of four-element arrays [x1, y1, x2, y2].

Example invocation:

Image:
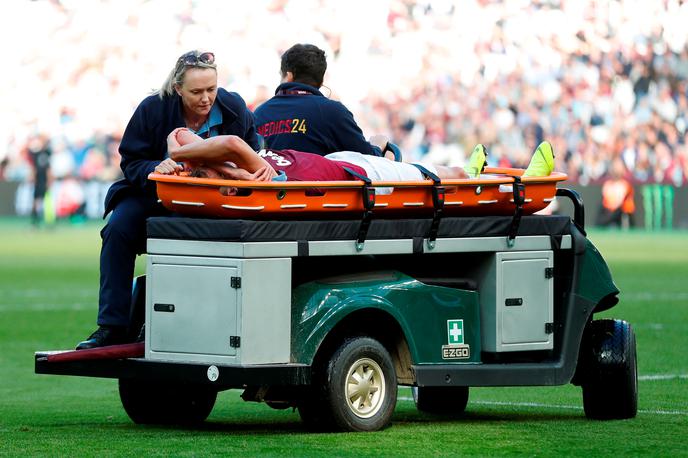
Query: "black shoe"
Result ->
[[75, 326, 127, 350]]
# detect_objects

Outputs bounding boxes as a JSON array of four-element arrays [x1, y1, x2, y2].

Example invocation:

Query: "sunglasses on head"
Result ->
[[178, 51, 215, 66]]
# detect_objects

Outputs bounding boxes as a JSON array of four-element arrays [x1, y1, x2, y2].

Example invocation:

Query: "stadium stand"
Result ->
[[3, 0, 688, 222]]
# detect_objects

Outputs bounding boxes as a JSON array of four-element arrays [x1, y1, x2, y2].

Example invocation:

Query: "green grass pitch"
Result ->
[[0, 218, 686, 456]]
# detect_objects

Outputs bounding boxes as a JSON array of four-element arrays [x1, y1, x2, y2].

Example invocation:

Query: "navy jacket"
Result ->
[[104, 88, 259, 216], [254, 82, 381, 157]]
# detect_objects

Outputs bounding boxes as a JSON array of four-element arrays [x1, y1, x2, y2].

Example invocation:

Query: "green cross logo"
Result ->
[[447, 319, 464, 345]]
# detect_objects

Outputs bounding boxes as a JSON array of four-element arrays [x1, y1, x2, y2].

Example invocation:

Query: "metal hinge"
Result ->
[[545, 267, 554, 279], [230, 336, 241, 348], [545, 322, 554, 334], [230, 277, 241, 288]]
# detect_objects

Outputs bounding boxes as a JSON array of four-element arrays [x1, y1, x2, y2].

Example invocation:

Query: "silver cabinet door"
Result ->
[[149, 264, 239, 356]]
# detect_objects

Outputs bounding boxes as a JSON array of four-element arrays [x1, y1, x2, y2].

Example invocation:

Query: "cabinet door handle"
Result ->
[[154, 303, 175, 312], [505, 298, 523, 306]]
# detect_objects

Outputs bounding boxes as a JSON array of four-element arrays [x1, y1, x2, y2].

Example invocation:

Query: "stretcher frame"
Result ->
[[149, 167, 567, 219]]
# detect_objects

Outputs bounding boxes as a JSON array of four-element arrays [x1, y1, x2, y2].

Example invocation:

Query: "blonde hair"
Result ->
[[158, 50, 217, 99]]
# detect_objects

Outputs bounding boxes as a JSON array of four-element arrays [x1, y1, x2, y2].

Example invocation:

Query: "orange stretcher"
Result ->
[[148, 167, 567, 219]]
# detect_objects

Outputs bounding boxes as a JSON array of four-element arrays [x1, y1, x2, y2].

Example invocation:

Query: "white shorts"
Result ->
[[325, 152, 438, 194]]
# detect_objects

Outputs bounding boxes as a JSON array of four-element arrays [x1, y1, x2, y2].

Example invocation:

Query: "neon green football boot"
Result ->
[[464, 144, 487, 178], [523, 141, 555, 177]]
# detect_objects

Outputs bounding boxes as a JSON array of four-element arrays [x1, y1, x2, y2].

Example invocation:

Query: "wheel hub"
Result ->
[[345, 357, 385, 419]]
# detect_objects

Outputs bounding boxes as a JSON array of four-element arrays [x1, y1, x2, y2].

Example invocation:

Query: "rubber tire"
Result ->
[[118, 379, 217, 425], [299, 337, 397, 432], [580, 319, 638, 420], [412, 386, 469, 415]]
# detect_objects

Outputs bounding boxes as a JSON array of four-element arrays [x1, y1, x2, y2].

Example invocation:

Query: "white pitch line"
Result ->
[[622, 292, 688, 301], [638, 373, 688, 381], [471, 400, 582, 411], [397, 397, 687, 416], [2, 289, 95, 299], [0, 302, 93, 312]]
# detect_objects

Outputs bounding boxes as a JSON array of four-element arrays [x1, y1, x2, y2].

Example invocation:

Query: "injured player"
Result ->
[[164, 128, 555, 194]]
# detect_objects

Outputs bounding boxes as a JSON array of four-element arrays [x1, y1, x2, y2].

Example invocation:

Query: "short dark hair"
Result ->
[[280, 44, 327, 88]]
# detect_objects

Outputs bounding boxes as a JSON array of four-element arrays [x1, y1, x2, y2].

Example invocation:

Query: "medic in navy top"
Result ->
[[254, 43, 387, 157]]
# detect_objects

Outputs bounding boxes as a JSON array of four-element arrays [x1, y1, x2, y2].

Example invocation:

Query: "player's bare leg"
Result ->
[[434, 165, 470, 179]]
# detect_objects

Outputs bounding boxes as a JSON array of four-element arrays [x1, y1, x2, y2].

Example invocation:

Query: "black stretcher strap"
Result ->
[[507, 176, 526, 246], [412, 164, 445, 248], [343, 167, 376, 250], [297, 240, 309, 256], [412, 236, 424, 254]]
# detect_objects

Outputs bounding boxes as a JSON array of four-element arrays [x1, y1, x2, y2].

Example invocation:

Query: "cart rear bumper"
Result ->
[[35, 352, 311, 389]]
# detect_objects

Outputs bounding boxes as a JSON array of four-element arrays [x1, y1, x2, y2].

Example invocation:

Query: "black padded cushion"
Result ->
[[147, 215, 572, 243]]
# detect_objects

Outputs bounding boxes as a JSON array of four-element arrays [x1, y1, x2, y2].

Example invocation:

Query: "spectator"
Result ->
[[598, 157, 635, 229], [0, 156, 8, 181], [3, 1, 688, 217]]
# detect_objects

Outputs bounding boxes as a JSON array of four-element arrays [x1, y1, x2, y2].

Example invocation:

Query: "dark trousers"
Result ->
[[97, 194, 169, 327]]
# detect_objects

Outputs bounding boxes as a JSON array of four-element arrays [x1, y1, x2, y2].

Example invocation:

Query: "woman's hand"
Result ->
[[154, 158, 183, 175]]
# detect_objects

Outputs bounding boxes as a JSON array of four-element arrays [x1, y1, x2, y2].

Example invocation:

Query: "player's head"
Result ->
[[280, 44, 327, 88], [189, 167, 224, 179], [190, 165, 250, 196]]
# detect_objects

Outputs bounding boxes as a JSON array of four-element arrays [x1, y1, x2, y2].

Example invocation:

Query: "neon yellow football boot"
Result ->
[[523, 141, 555, 177], [464, 144, 487, 178]]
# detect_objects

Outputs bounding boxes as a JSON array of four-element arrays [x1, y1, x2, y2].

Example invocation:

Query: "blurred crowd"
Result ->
[[3, 0, 688, 221]]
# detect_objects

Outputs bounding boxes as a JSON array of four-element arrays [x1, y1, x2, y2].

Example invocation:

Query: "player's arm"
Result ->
[[169, 130, 270, 173]]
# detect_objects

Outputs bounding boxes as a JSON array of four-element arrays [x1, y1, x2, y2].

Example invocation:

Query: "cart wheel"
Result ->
[[580, 319, 638, 420], [299, 337, 397, 432], [118, 379, 217, 425], [412, 386, 469, 415]]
